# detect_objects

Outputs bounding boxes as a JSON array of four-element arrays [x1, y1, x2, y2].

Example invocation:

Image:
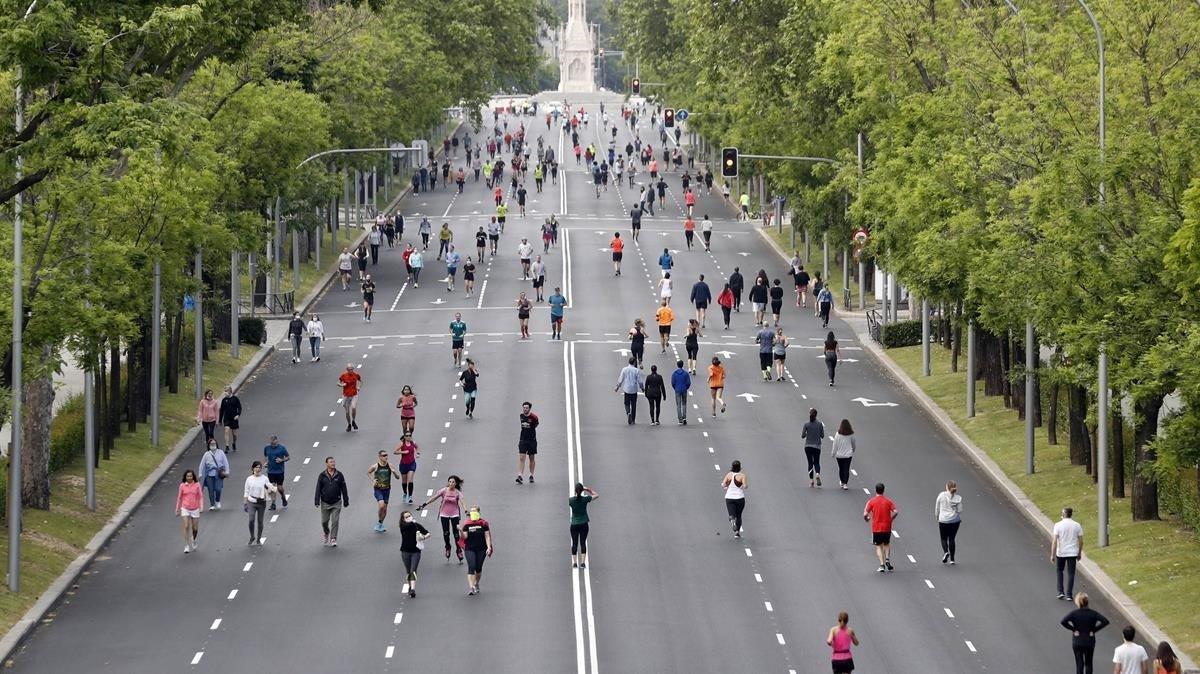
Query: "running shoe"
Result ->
[[816, 476, 822, 487], [184, 545, 191, 554], [1057, 593, 1066, 600], [515, 475, 524, 485], [409, 588, 416, 598], [456, 548, 464, 563], [884, 560, 894, 571], [941, 552, 950, 564], [352, 421, 358, 430], [269, 503, 277, 511], [528, 475, 535, 484], [721, 405, 726, 414], [330, 538, 338, 547], [346, 424, 352, 432], [579, 563, 586, 569], [878, 565, 886, 573], [730, 517, 738, 534]]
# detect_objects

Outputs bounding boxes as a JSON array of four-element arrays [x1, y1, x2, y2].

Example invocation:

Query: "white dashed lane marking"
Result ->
[[209, 619, 221, 630], [191, 652, 204, 665]]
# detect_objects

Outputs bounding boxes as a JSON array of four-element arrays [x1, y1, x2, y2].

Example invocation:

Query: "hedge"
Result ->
[[48, 393, 88, 473], [238, 317, 266, 345], [881, 318, 946, 349]]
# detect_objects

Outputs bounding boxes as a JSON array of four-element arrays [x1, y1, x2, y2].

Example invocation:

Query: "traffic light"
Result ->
[[631, 78, 640, 95], [721, 147, 739, 178], [663, 108, 675, 127]]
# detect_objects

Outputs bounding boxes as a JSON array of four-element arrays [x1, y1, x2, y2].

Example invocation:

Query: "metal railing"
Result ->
[[239, 290, 295, 317], [866, 309, 882, 342]]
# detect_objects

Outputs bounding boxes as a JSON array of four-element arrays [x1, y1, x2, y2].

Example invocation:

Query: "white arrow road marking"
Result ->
[[737, 251, 750, 257], [346, 302, 358, 308], [715, 350, 735, 359], [429, 298, 446, 305], [817, 355, 858, 362], [613, 348, 631, 356], [736, 393, 760, 403], [851, 397, 898, 407]]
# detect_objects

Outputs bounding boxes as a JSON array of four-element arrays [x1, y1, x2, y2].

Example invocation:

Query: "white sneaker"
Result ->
[[184, 545, 191, 554], [215, 502, 221, 510]]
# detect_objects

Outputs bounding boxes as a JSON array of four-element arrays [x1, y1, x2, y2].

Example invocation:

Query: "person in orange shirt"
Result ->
[[708, 356, 727, 417], [655, 299, 675, 353], [337, 364, 363, 432], [610, 232, 625, 276], [683, 216, 696, 250], [684, 188, 697, 217]]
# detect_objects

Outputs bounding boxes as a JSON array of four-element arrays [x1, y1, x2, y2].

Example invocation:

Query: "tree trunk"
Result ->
[[1067, 384, 1090, 466], [125, 345, 136, 433], [1032, 357, 1042, 427], [98, 347, 111, 460], [1112, 407, 1125, 499], [19, 361, 54, 510], [109, 345, 122, 442], [167, 309, 182, 393], [979, 329, 1005, 396], [1047, 381, 1059, 444], [1130, 394, 1162, 521], [1014, 335, 1025, 420], [1001, 330, 1012, 408], [950, 302, 962, 373]]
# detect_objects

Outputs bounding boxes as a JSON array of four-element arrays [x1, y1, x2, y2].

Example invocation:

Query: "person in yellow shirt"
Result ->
[[655, 299, 674, 353]]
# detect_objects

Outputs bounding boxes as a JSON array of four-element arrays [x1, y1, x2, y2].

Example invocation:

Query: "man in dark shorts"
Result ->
[[361, 274, 375, 323], [516, 401, 539, 485], [864, 482, 898, 573], [367, 450, 401, 533], [610, 232, 624, 276], [263, 435, 290, 510], [449, 313, 467, 368], [630, 205, 643, 242], [794, 265, 811, 308]]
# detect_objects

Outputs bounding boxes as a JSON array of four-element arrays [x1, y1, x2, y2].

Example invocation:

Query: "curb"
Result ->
[[0, 341, 276, 665], [755, 223, 1196, 671]]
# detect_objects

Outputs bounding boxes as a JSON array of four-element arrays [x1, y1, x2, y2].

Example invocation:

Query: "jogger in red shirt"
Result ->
[[863, 482, 898, 573]]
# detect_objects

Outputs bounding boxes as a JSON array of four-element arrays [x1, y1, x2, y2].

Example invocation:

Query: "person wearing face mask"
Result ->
[[398, 510, 430, 598], [460, 505, 493, 596]]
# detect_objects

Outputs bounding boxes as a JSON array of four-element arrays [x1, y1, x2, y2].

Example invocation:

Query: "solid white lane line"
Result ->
[[227, 589, 238, 600], [385, 646, 395, 659], [394, 612, 403, 625], [965, 640, 977, 653], [243, 562, 253, 573], [925, 579, 935, 589], [565, 343, 585, 674], [191, 652, 204, 665], [944, 608, 955, 619], [210, 619, 221, 630]]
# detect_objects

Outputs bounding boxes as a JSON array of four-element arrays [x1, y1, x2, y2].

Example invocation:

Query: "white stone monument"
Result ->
[[558, 0, 595, 93]]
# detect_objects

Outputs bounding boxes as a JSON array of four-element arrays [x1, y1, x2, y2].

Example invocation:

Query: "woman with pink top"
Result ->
[[195, 390, 219, 445], [826, 611, 860, 673], [418, 475, 465, 564], [175, 469, 203, 554]]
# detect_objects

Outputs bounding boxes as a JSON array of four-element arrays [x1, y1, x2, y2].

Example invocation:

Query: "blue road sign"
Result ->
[[675, 109, 689, 122]]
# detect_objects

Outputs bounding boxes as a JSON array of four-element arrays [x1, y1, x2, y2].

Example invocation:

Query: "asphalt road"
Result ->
[[10, 92, 1127, 673]]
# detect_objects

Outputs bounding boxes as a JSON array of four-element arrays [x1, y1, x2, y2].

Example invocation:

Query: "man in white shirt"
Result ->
[[1112, 625, 1149, 674], [517, 238, 534, 280], [1050, 506, 1084, 600]]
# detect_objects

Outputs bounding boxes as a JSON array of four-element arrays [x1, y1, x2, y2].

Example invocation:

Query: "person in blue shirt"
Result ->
[[449, 313, 467, 368], [263, 436, 290, 510], [548, 287, 567, 340], [445, 246, 461, 293], [670, 360, 692, 425], [658, 249, 673, 277], [614, 358, 645, 425]]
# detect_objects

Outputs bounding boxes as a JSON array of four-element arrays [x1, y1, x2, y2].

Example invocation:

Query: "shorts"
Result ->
[[464, 273, 474, 281], [612, 252, 623, 262], [498, 216, 506, 224], [448, 268, 457, 278], [659, 325, 671, 336], [398, 462, 417, 474], [533, 277, 544, 288], [363, 296, 374, 306], [774, 353, 786, 362], [342, 395, 357, 409], [339, 267, 352, 276], [518, 441, 538, 455], [832, 659, 855, 673], [489, 234, 499, 241], [872, 531, 892, 546], [223, 419, 239, 430], [759, 353, 773, 371], [180, 508, 201, 519], [373, 488, 391, 503], [632, 222, 641, 230], [695, 301, 708, 310], [267, 472, 285, 486], [521, 258, 531, 266], [452, 340, 464, 350], [771, 302, 783, 314], [465, 548, 487, 574], [797, 284, 809, 293], [753, 302, 766, 313], [551, 315, 563, 325]]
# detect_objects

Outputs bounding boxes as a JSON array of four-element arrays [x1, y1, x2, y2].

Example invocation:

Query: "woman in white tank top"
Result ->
[[722, 460, 747, 539]]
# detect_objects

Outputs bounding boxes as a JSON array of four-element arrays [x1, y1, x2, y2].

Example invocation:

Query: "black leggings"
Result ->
[[825, 355, 838, 383], [647, 397, 662, 422], [686, 344, 699, 360], [402, 551, 422, 581], [804, 446, 822, 480], [201, 421, 216, 444], [836, 457, 853, 486], [722, 306, 731, 327], [939, 520, 961, 561], [630, 344, 644, 366], [440, 516, 461, 552], [1072, 643, 1096, 674], [570, 522, 590, 554], [725, 498, 745, 532]]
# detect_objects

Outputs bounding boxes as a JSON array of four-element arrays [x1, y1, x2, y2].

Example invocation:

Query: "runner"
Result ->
[[683, 215, 695, 250], [772, 326, 788, 381], [419, 475, 466, 563], [769, 279, 785, 326], [700, 214, 713, 251], [631, 205, 643, 242], [610, 232, 625, 276], [531, 255, 546, 302], [360, 274, 375, 322], [305, 314, 324, 364], [615, 357, 644, 425], [708, 356, 727, 417], [684, 319, 701, 375], [749, 277, 769, 327], [367, 450, 401, 533], [368, 224, 382, 265], [355, 243, 369, 279], [287, 312, 305, 364], [658, 248, 673, 277], [459, 360, 480, 418], [516, 401, 539, 484], [175, 469, 202, 554], [487, 217, 501, 256], [755, 323, 775, 381], [739, 192, 751, 220], [827, 612, 860, 673], [824, 331, 840, 386], [541, 218, 554, 253], [517, 183, 528, 216], [263, 434, 290, 510], [684, 188, 696, 217], [628, 318, 646, 367], [658, 272, 673, 306], [863, 483, 898, 573], [655, 299, 674, 353], [935, 480, 963, 564], [690, 274, 711, 328], [198, 438, 229, 510], [671, 360, 691, 425], [399, 510, 430, 597], [569, 483, 600, 568], [315, 457, 349, 547], [396, 385, 417, 435], [831, 419, 856, 490], [642, 365, 666, 426], [460, 505, 493, 595], [721, 460, 747, 539], [794, 264, 811, 307], [195, 389, 218, 445], [449, 313, 467, 368], [496, 201, 508, 232], [717, 283, 734, 330], [475, 226, 487, 261], [802, 408, 824, 487], [729, 267, 744, 312], [818, 283, 834, 328], [418, 217, 432, 250], [548, 287, 567, 339], [338, 364, 362, 432], [517, 238, 534, 279], [394, 433, 419, 503], [516, 291, 532, 339], [463, 257, 476, 297], [243, 461, 272, 546], [812, 272, 825, 316], [338, 248, 354, 290], [445, 245, 461, 292]]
